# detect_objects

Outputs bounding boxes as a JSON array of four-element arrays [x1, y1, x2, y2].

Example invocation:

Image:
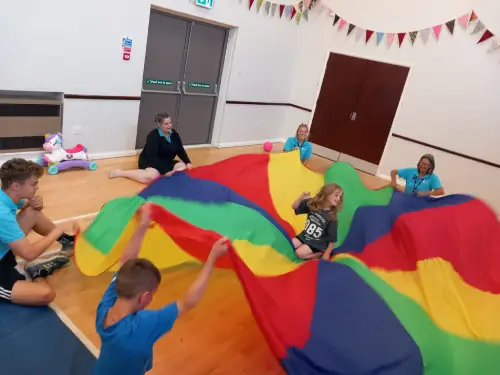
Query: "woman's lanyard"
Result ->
[[295, 139, 305, 151], [412, 175, 427, 194]]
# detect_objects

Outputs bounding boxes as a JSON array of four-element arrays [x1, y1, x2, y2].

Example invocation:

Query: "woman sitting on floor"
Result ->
[[110, 113, 192, 184], [390, 154, 445, 197], [283, 123, 313, 165]]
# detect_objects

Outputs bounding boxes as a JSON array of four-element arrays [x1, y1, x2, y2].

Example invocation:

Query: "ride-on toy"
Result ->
[[36, 132, 97, 175]]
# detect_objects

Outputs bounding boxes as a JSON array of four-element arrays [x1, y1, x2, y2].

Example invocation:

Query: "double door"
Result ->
[[309, 53, 409, 169], [136, 10, 228, 148]]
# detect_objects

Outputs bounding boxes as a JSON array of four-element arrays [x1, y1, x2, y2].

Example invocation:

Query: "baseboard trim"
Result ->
[[215, 138, 286, 148]]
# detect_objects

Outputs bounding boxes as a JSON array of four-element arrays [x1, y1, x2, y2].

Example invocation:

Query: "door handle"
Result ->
[[142, 81, 182, 95], [350, 112, 357, 121], [182, 82, 218, 97]]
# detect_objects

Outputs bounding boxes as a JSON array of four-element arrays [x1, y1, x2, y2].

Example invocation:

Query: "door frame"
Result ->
[[307, 50, 413, 175], [146, 5, 238, 148]]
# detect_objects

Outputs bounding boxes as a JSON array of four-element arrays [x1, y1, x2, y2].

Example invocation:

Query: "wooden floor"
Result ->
[[32, 145, 387, 375]]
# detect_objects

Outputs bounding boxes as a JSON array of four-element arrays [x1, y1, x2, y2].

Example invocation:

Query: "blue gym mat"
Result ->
[[0, 301, 96, 375]]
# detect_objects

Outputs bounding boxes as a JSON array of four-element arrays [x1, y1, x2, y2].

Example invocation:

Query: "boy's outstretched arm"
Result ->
[[177, 237, 229, 315], [119, 203, 152, 266]]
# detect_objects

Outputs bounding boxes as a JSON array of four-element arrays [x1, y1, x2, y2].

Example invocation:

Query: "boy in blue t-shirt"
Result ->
[[93, 203, 229, 375]]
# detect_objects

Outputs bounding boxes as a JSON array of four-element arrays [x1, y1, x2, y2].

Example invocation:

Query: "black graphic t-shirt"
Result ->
[[294, 199, 338, 251]]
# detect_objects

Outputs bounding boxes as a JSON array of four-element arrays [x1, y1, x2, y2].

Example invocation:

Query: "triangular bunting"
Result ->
[[420, 28, 430, 44], [257, 0, 264, 11], [478, 30, 494, 44], [271, 3, 277, 16], [285, 5, 291, 19], [397, 33, 406, 47], [387, 33, 395, 48], [264, 1, 271, 15], [332, 14, 340, 26], [432, 25, 442, 40], [338, 19, 347, 31], [355, 27, 364, 42], [296, 12, 302, 24], [487, 38, 500, 53], [249, 0, 255, 10], [290, 5, 297, 19], [446, 20, 455, 35], [376, 32, 384, 45], [471, 21, 485, 35], [347, 24, 356, 36], [305, 0, 311, 8], [409, 31, 418, 45], [458, 13, 469, 29], [469, 11, 478, 22], [279, 4, 285, 18], [366, 30, 374, 44], [303, 9, 309, 21]]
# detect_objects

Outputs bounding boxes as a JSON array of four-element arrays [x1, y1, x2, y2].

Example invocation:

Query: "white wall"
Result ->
[[287, 0, 500, 211], [1, 0, 302, 153]]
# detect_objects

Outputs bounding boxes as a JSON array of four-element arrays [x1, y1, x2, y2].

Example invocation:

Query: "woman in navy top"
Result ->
[[110, 113, 192, 184], [283, 124, 313, 165]]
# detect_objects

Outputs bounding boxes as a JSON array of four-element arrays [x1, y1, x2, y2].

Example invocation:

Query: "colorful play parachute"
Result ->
[[75, 151, 500, 374]]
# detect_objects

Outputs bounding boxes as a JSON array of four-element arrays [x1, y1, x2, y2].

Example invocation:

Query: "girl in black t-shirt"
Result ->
[[292, 183, 343, 260], [109, 113, 192, 184]]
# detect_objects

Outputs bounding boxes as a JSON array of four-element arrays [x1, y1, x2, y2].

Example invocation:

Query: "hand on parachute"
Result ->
[[209, 237, 230, 260], [138, 203, 154, 228], [301, 191, 311, 199]]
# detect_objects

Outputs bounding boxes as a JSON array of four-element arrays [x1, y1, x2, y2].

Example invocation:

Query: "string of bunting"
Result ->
[[327, 9, 499, 52], [247, 0, 319, 24]]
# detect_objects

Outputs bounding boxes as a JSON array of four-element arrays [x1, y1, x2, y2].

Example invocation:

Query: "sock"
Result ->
[[58, 233, 74, 244]]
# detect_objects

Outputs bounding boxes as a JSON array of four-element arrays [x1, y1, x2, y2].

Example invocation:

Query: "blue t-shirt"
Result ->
[[283, 137, 313, 162], [397, 168, 442, 195], [93, 275, 179, 375], [0, 189, 25, 260]]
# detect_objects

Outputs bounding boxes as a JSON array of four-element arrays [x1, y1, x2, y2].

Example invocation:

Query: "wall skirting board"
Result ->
[[214, 138, 286, 148]]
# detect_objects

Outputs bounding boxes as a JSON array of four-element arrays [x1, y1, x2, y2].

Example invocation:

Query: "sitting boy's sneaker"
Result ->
[[25, 256, 70, 280], [58, 235, 74, 257]]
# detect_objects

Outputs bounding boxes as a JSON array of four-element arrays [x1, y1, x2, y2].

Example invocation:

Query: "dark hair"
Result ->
[[115, 259, 161, 299], [155, 113, 170, 125], [0, 158, 44, 189], [419, 154, 435, 175]]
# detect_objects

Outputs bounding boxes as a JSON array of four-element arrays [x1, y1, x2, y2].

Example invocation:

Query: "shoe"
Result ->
[[26, 256, 70, 280], [58, 236, 74, 257]]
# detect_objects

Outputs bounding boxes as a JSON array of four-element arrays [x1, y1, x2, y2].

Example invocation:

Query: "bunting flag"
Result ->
[[487, 38, 500, 53], [478, 30, 494, 44], [387, 33, 395, 48], [397, 33, 406, 47], [338, 19, 347, 31], [296, 12, 302, 24], [471, 21, 485, 35], [290, 5, 297, 19], [458, 13, 470, 29], [249, 0, 255, 10], [366, 30, 374, 44], [279, 4, 285, 18], [355, 27, 364, 42], [420, 28, 430, 44], [409, 31, 418, 45], [470, 11, 478, 22], [305, 0, 311, 9], [347, 24, 356, 36], [257, 0, 264, 12], [333, 14, 340, 26], [271, 2, 277, 16], [264, 1, 271, 15], [433, 25, 442, 40], [376, 32, 384, 45], [303, 9, 309, 21], [285, 5, 291, 19], [446, 20, 456, 35]]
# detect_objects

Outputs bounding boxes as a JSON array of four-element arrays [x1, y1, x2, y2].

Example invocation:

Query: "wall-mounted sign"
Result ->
[[195, 0, 214, 9], [122, 37, 133, 61], [146, 79, 173, 86], [188, 82, 210, 89]]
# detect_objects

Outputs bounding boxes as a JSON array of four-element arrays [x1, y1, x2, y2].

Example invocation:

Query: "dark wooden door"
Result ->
[[309, 53, 367, 152], [342, 60, 409, 164]]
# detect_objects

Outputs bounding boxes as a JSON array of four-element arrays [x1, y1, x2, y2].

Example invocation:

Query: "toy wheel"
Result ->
[[48, 165, 59, 175], [88, 161, 97, 171]]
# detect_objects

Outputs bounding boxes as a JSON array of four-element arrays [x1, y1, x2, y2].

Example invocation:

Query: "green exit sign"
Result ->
[[146, 79, 172, 86], [195, 0, 214, 9], [188, 82, 210, 89]]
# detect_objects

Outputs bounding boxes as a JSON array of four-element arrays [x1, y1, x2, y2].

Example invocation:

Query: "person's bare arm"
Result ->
[[9, 227, 64, 261], [322, 243, 335, 261], [390, 169, 398, 187], [177, 237, 229, 315], [119, 203, 152, 266], [292, 192, 310, 210]]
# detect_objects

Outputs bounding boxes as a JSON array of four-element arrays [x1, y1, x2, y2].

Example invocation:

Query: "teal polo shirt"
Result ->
[[0, 190, 25, 260], [397, 168, 442, 195], [283, 137, 313, 162]]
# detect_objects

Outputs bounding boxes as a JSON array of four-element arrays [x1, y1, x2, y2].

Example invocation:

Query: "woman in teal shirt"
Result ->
[[283, 124, 313, 165], [390, 154, 445, 197]]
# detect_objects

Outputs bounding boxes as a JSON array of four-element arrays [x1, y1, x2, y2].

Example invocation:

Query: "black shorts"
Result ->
[[0, 250, 26, 301], [138, 155, 179, 175], [294, 237, 325, 253]]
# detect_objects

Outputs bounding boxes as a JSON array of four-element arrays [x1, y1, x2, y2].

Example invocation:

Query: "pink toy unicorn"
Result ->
[[41, 132, 89, 164]]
